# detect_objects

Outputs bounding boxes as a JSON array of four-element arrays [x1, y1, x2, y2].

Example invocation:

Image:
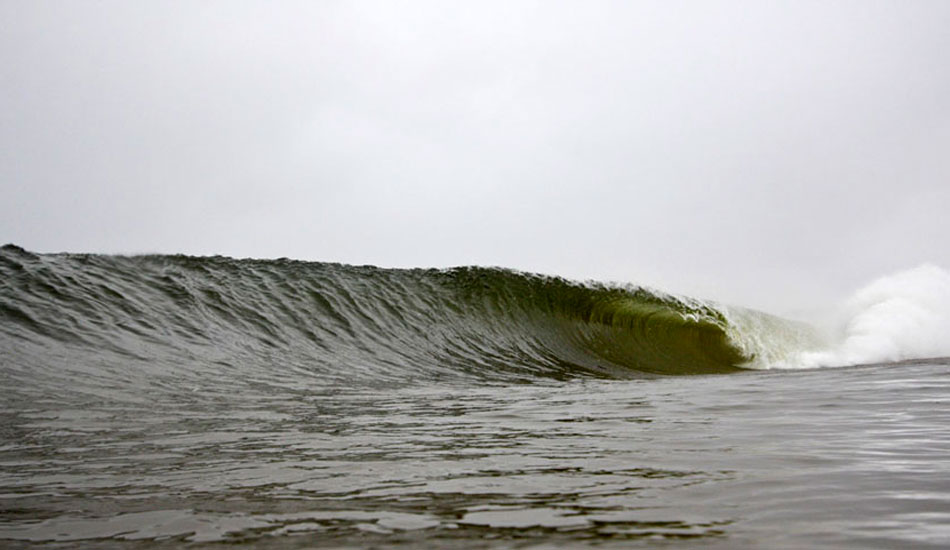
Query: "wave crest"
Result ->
[[3, 245, 945, 382]]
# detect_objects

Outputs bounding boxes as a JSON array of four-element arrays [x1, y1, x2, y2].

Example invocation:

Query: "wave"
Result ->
[[1, 245, 945, 385]]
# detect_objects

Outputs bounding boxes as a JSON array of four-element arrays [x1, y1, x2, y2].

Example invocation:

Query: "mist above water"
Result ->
[[776, 265, 950, 368]]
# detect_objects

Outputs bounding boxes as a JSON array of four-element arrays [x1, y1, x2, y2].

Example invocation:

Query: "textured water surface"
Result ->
[[3, 361, 949, 549], [1, 247, 948, 548]]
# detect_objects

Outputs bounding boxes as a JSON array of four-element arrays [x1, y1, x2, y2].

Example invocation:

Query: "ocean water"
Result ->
[[1, 244, 948, 548]]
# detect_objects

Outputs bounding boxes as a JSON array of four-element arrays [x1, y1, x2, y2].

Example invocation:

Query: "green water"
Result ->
[[1, 247, 947, 548]]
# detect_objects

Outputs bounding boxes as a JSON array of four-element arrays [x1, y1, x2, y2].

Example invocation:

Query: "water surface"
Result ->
[[1, 247, 947, 548]]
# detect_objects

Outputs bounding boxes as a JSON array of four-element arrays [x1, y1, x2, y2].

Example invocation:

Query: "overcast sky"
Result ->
[[2, 1, 948, 312]]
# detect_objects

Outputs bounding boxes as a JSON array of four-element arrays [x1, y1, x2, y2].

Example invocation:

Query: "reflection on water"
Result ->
[[2, 361, 950, 548]]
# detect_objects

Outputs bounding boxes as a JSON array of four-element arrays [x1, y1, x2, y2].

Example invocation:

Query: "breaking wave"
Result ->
[[1, 245, 946, 388], [790, 264, 950, 368]]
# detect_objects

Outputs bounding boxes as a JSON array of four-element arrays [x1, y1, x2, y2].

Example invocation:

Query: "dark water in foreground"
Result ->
[[2, 361, 949, 549], [1, 247, 948, 548]]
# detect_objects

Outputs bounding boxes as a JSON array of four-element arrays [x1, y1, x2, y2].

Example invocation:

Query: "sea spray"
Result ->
[[795, 264, 950, 367]]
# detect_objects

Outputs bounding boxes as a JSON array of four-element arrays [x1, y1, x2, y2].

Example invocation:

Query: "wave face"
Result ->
[[2, 245, 811, 386], [16, 246, 948, 384]]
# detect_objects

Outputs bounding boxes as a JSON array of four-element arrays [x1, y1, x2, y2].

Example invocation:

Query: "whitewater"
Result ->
[[1, 245, 949, 549]]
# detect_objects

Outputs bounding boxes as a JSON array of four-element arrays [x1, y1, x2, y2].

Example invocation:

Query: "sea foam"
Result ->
[[792, 265, 950, 368]]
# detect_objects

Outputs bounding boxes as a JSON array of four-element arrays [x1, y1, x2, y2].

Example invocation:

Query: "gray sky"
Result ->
[[2, 1, 948, 313]]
